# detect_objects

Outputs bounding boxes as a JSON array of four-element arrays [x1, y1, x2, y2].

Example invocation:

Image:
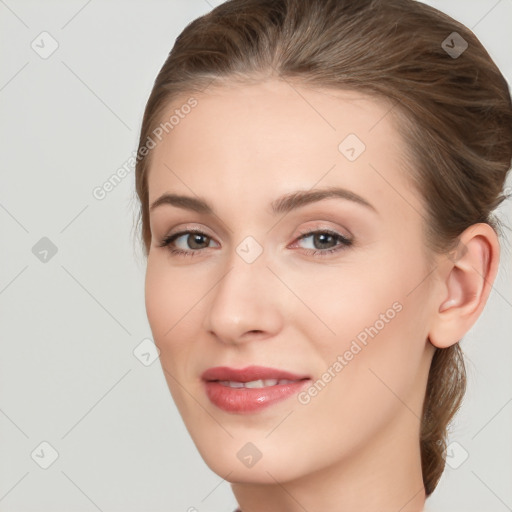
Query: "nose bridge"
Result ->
[[203, 243, 283, 343]]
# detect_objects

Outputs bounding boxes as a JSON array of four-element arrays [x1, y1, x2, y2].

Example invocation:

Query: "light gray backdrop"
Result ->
[[0, 1, 511, 511]]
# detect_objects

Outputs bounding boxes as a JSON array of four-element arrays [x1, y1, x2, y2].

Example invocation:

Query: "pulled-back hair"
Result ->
[[134, 0, 512, 495]]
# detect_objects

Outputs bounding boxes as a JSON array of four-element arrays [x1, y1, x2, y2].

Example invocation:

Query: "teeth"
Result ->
[[218, 379, 297, 388], [245, 379, 266, 388], [225, 381, 245, 388]]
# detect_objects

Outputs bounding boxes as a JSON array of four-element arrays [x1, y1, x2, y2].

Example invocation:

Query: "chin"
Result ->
[[188, 431, 321, 485]]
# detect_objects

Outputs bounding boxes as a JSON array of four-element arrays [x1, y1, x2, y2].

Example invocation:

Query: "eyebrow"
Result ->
[[149, 186, 377, 216]]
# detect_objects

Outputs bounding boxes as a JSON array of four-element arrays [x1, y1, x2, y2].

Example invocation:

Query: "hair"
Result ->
[[134, 0, 512, 496]]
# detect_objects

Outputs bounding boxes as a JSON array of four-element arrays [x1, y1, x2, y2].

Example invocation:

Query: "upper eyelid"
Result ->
[[166, 224, 349, 238]]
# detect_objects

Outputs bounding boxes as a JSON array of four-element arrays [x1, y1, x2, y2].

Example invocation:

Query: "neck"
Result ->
[[231, 410, 427, 512]]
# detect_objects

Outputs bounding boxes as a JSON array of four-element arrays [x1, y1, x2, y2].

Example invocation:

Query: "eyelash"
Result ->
[[158, 227, 353, 258]]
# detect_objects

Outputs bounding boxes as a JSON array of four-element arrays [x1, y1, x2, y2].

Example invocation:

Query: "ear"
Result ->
[[428, 223, 500, 349]]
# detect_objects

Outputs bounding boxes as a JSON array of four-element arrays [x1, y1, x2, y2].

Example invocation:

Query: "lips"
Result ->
[[201, 365, 310, 383], [201, 365, 311, 413]]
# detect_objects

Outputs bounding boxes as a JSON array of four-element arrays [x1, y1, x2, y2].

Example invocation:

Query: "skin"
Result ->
[[143, 79, 499, 512]]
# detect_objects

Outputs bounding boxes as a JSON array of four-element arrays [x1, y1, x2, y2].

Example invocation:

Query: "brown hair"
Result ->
[[134, 0, 512, 496]]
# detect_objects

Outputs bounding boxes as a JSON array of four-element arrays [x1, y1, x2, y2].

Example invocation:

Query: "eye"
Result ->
[[158, 228, 218, 257], [293, 229, 353, 257]]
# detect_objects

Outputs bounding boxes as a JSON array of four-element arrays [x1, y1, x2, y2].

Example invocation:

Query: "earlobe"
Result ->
[[428, 223, 500, 349]]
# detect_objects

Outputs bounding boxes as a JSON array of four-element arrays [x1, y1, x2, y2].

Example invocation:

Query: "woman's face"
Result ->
[[145, 79, 437, 484]]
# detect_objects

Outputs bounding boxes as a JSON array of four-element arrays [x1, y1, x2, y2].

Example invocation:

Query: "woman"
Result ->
[[134, 0, 512, 510]]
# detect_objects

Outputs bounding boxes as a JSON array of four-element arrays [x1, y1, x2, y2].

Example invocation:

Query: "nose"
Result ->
[[202, 254, 284, 346]]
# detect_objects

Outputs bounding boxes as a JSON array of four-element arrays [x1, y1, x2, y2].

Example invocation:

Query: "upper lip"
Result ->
[[201, 365, 311, 382]]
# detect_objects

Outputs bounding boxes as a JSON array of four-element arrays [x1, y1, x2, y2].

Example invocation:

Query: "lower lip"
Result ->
[[203, 380, 311, 413]]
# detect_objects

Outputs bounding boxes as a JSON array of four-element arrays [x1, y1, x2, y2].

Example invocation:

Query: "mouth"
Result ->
[[201, 365, 311, 413], [201, 365, 310, 383], [216, 378, 303, 388]]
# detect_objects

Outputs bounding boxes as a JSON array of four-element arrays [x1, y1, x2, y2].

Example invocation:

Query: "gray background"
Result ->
[[0, 1, 511, 511]]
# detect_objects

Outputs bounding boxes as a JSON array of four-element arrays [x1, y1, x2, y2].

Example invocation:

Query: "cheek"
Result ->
[[301, 243, 431, 402], [144, 255, 203, 386], [145, 260, 172, 339], [293, 251, 418, 349], [145, 255, 198, 339], [144, 256, 201, 409]]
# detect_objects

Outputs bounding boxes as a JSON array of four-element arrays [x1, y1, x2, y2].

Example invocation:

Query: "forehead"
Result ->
[[147, 79, 420, 220]]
